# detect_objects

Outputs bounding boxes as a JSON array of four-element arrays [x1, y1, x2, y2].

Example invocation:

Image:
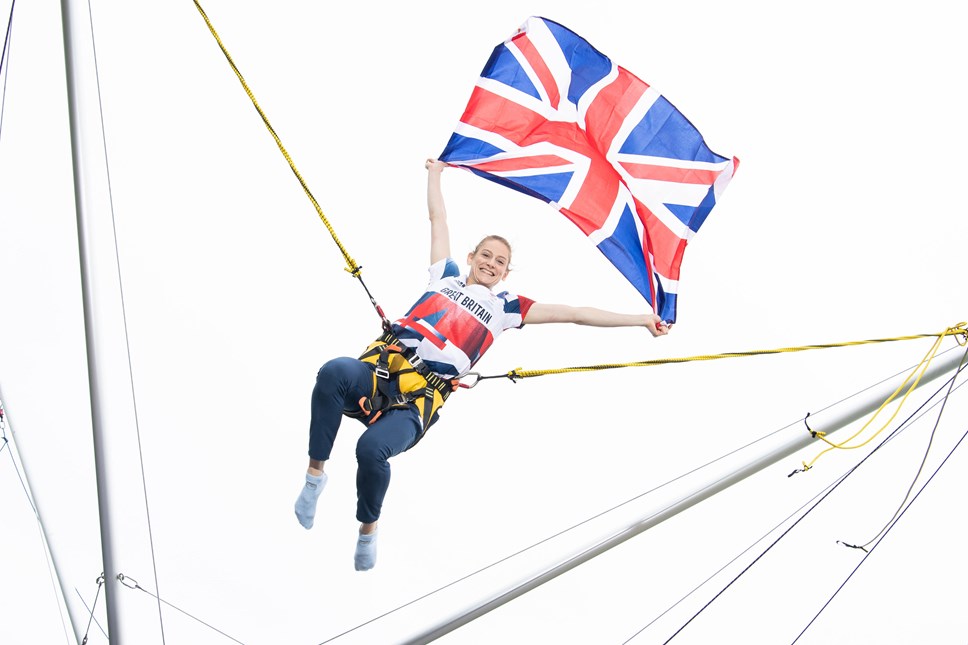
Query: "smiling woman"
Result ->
[[292, 157, 670, 572]]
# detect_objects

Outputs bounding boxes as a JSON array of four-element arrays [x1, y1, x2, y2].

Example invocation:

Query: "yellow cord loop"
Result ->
[[496, 324, 968, 382], [192, 0, 360, 276], [799, 322, 966, 471]]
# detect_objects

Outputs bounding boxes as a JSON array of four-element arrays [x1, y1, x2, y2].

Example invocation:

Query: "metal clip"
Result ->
[[458, 372, 481, 389]]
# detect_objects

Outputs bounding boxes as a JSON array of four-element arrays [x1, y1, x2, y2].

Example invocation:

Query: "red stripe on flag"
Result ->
[[460, 86, 627, 235], [511, 33, 560, 110], [472, 155, 571, 172], [461, 86, 548, 143], [621, 161, 723, 185], [562, 160, 621, 234], [635, 197, 686, 279], [584, 69, 648, 156]]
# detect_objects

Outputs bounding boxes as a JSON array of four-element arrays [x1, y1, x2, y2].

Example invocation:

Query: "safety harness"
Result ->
[[347, 330, 459, 446]]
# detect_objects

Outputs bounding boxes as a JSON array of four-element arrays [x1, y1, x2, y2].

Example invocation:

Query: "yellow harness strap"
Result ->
[[352, 333, 457, 442]]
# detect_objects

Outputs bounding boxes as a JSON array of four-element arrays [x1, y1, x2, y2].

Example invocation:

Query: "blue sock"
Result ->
[[294, 472, 327, 529], [354, 531, 378, 571]]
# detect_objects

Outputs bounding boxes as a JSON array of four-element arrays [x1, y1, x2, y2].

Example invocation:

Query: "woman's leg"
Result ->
[[295, 357, 374, 529], [308, 357, 374, 464], [355, 407, 420, 524], [353, 407, 420, 571]]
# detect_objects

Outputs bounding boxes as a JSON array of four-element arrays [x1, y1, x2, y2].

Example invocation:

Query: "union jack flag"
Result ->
[[440, 16, 738, 323]]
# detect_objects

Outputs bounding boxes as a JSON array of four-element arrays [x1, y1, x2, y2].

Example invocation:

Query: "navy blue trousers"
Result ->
[[308, 357, 420, 524]]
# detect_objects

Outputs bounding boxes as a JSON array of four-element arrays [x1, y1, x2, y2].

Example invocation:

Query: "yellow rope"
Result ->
[[496, 324, 968, 381], [799, 323, 967, 471], [192, 0, 360, 276]]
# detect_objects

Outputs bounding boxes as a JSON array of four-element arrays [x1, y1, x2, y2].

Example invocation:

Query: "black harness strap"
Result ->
[[354, 331, 456, 446]]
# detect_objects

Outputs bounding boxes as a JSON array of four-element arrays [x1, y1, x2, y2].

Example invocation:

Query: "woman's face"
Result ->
[[466, 240, 510, 289]]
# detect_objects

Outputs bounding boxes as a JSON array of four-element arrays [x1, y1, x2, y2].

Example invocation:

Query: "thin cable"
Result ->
[[0, 400, 73, 643], [621, 469, 851, 644], [624, 374, 967, 644], [116, 574, 247, 645], [791, 368, 968, 643], [82, 0, 165, 637], [0, 401, 36, 514], [0, 0, 15, 142], [843, 343, 968, 551], [656, 366, 967, 644], [75, 586, 108, 641], [80, 574, 105, 645], [318, 352, 954, 643], [316, 417, 806, 642]]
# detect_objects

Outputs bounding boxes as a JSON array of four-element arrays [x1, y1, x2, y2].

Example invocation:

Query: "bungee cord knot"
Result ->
[[798, 322, 960, 472], [947, 322, 968, 345], [802, 412, 826, 439]]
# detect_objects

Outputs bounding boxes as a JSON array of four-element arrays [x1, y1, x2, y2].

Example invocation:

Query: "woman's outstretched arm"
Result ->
[[524, 303, 670, 337]]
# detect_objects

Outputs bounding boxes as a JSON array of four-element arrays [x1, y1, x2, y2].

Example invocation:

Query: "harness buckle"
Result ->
[[375, 365, 390, 380], [408, 353, 425, 371]]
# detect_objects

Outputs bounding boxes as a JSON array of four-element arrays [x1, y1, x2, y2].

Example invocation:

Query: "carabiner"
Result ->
[[458, 372, 482, 389]]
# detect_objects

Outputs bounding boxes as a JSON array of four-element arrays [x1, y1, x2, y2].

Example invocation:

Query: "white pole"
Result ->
[[60, 1, 163, 642], [332, 347, 966, 644], [0, 394, 82, 643]]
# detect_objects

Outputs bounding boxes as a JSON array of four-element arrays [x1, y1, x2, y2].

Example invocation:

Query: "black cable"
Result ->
[[790, 349, 968, 643], [0, 0, 16, 145], [650, 363, 967, 644]]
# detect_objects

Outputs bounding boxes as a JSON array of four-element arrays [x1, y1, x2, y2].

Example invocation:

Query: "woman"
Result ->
[[294, 159, 670, 571]]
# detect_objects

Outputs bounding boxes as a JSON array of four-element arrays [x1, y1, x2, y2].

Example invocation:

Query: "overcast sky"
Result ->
[[2, 1, 967, 644]]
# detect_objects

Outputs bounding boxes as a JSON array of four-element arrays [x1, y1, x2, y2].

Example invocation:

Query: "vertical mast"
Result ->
[[59, 1, 161, 642]]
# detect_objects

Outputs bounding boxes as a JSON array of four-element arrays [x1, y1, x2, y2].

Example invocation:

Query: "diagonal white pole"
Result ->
[[331, 346, 966, 644]]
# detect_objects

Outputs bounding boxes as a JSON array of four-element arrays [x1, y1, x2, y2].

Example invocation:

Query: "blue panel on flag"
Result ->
[[543, 20, 612, 106], [596, 206, 653, 303], [667, 186, 717, 232], [481, 46, 541, 100], [622, 96, 725, 164], [507, 171, 573, 204], [440, 133, 506, 163], [465, 168, 572, 205]]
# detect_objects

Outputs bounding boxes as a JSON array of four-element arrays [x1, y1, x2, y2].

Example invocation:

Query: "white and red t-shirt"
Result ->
[[391, 258, 535, 378]]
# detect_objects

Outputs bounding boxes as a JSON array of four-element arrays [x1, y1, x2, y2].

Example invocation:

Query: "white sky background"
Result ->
[[2, 1, 967, 643]]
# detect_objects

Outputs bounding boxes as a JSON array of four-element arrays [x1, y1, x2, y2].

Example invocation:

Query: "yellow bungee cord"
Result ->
[[799, 322, 968, 471]]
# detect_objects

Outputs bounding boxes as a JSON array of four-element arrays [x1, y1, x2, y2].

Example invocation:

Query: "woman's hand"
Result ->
[[645, 314, 672, 337]]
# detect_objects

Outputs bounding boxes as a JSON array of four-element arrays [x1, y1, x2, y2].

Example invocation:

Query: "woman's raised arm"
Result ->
[[426, 159, 451, 264]]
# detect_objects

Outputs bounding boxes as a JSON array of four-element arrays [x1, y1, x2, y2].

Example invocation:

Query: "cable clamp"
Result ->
[[116, 573, 139, 590], [836, 540, 869, 553], [788, 461, 811, 478]]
